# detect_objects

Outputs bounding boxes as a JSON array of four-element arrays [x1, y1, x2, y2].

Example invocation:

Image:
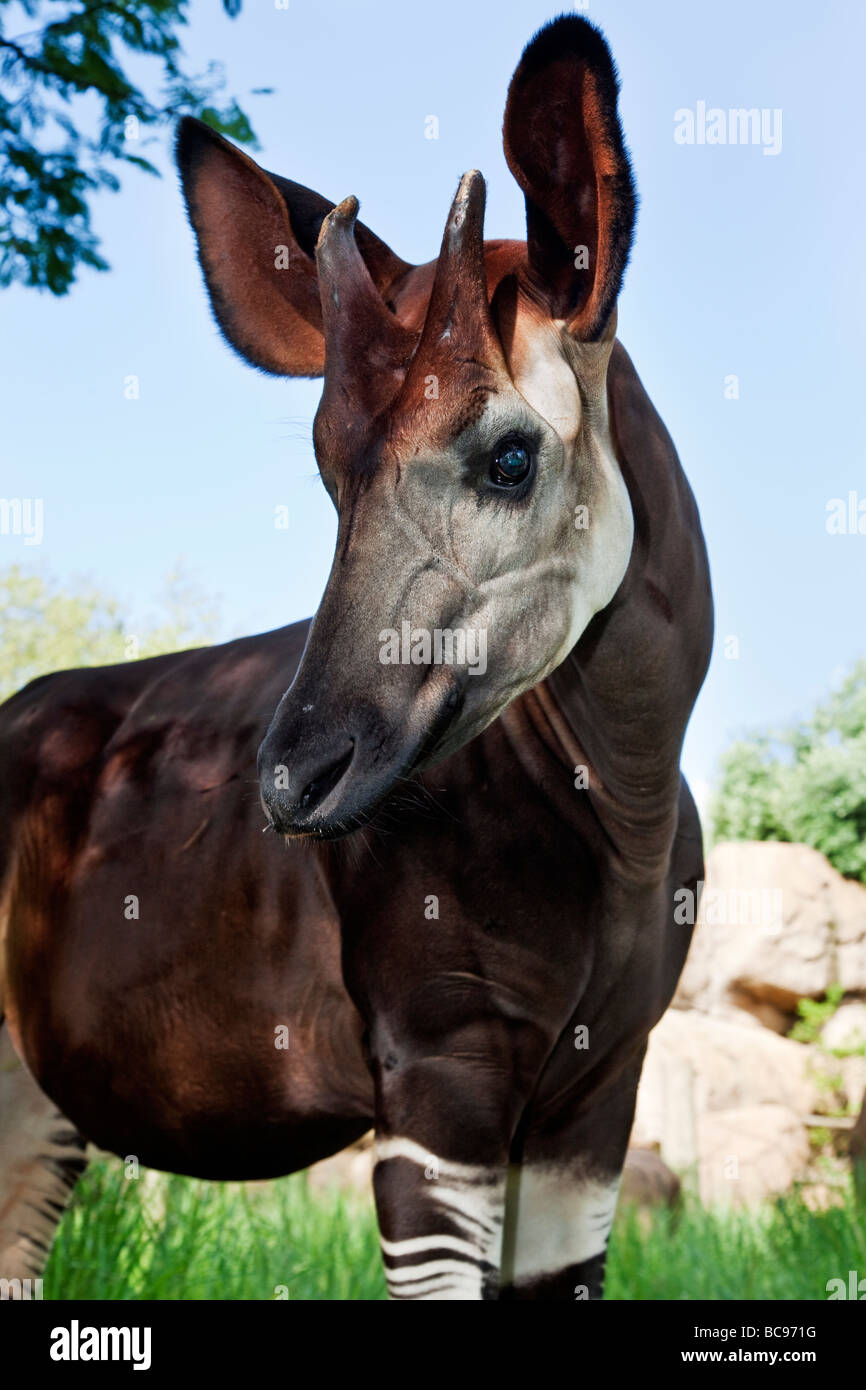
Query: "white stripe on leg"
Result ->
[[374, 1137, 505, 1300], [503, 1166, 621, 1287]]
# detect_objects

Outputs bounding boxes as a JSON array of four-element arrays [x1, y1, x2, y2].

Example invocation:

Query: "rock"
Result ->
[[725, 989, 791, 1034], [675, 842, 866, 1024], [838, 1054, 866, 1112], [830, 877, 866, 994], [618, 1147, 681, 1209], [696, 1105, 810, 1206], [631, 1009, 818, 1153], [821, 1001, 866, 1053]]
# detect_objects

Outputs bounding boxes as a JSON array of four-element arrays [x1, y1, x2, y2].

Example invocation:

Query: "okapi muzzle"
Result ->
[[256, 486, 467, 836]]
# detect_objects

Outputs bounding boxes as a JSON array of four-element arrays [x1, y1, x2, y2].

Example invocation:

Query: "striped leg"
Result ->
[[500, 1056, 642, 1300], [367, 1032, 539, 1300], [352, 941, 569, 1299], [374, 1137, 505, 1300], [0, 1022, 87, 1294], [500, 1163, 621, 1299]]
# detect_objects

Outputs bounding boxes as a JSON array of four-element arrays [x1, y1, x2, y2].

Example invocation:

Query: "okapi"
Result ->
[[0, 15, 712, 1299]]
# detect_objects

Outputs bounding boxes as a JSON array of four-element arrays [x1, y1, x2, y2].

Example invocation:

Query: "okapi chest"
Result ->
[[0, 15, 711, 1300]]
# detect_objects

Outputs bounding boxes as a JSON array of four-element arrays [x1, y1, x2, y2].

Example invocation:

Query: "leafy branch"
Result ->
[[0, 0, 260, 293]]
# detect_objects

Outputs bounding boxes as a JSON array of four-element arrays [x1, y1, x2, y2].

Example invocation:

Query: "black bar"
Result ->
[[1, 1298, 858, 1375]]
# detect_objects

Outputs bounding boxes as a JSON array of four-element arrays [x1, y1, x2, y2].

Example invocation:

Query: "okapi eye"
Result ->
[[490, 439, 532, 489]]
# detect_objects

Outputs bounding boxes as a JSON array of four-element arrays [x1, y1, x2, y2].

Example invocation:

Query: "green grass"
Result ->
[[607, 1192, 866, 1300], [44, 1161, 387, 1301], [43, 1158, 866, 1300]]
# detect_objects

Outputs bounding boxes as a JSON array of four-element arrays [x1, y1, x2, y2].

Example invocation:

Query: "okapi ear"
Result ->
[[176, 118, 324, 376], [176, 118, 413, 378], [502, 16, 636, 342]]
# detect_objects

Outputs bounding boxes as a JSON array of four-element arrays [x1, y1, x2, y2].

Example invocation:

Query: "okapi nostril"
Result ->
[[299, 745, 354, 812]]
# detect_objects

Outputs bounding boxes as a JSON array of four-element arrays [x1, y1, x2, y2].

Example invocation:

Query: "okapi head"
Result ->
[[177, 15, 637, 838]]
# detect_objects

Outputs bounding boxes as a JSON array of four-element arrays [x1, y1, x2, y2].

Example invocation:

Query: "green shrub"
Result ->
[[789, 984, 845, 1045], [710, 662, 866, 883]]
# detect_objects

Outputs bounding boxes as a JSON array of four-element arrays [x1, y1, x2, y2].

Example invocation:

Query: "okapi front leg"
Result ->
[[374, 1136, 506, 1300], [370, 1040, 536, 1301], [501, 1160, 621, 1300], [501, 1056, 643, 1301]]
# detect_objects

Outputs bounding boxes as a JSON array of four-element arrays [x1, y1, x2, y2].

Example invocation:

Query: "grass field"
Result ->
[[42, 1158, 866, 1301]]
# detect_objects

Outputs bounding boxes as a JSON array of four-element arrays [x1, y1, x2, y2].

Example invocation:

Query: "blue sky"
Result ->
[[1, 0, 864, 809]]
